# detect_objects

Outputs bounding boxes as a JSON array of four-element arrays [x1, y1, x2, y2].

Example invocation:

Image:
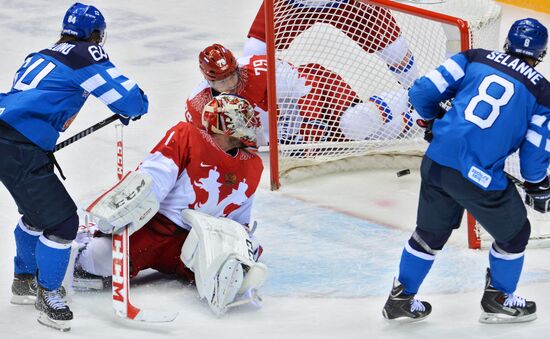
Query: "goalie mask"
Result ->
[[202, 95, 261, 148]]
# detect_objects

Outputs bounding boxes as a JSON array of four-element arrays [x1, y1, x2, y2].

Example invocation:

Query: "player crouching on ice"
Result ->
[[72, 95, 267, 316]]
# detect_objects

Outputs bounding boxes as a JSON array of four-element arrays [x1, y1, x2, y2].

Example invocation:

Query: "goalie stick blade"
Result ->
[[115, 307, 179, 323]]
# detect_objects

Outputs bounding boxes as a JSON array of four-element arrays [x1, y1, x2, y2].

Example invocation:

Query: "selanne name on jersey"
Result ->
[[486, 51, 544, 85]]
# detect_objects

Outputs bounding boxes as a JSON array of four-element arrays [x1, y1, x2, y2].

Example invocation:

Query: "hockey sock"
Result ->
[[398, 242, 435, 295], [488, 245, 524, 294], [387, 55, 418, 89], [13, 219, 42, 275], [35, 235, 71, 290]]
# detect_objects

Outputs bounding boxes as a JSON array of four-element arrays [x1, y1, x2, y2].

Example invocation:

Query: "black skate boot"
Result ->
[[35, 285, 73, 332], [72, 266, 111, 291], [11, 273, 38, 305], [479, 268, 537, 324], [382, 278, 431, 322]]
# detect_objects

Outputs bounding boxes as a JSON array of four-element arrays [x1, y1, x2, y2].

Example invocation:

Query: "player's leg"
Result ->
[[1, 139, 78, 331], [452, 180, 536, 323], [383, 156, 462, 322]]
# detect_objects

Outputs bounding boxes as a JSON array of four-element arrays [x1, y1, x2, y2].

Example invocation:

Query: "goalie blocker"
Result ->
[[86, 171, 160, 234]]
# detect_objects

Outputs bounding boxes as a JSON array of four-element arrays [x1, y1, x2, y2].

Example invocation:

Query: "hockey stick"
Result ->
[[54, 114, 119, 152], [111, 124, 178, 323]]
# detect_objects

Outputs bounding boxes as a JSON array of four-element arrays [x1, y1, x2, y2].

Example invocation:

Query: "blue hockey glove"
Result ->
[[524, 176, 550, 213], [117, 114, 142, 126]]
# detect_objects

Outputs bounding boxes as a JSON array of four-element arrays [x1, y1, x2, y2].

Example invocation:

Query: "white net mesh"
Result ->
[[270, 0, 502, 178]]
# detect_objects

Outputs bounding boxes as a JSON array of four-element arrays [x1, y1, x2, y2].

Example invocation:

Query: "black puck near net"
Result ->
[[396, 169, 411, 177]]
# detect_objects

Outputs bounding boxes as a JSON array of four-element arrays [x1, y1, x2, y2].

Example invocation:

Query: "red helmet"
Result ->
[[202, 94, 261, 148], [199, 44, 238, 81]]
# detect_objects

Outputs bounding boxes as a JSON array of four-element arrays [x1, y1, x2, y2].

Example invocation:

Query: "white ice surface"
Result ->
[[1, 1, 550, 338]]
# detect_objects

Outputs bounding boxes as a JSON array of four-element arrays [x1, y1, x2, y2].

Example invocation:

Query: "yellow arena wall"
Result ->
[[497, 0, 550, 14]]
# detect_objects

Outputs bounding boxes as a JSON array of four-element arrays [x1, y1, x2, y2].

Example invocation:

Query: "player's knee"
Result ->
[[42, 213, 79, 244], [408, 227, 452, 255], [494, 220, 531, 254]]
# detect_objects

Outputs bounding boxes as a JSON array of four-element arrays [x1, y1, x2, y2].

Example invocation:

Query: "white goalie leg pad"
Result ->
[[86, 171, 160, 235], [180, 210, 267, 316]]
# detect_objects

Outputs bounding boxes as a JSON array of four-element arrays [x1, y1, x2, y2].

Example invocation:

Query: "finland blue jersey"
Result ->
[[0, 41, 149, 151], [409, 49, 550, 190]]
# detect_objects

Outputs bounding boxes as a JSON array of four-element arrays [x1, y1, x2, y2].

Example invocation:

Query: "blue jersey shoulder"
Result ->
[[463, 49, 550, 107], [39, 41, 109, 70]]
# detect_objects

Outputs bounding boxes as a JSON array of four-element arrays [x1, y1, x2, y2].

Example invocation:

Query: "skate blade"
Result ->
[[72, 278, 106, 291], [10, 295, 36, 305], [479, 311, 537, 324], [37, 312, 71, 332], [382, 309, 429, 324]]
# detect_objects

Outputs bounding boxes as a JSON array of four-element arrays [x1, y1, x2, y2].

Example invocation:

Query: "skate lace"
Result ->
[[503, 294, 526, 308], [410, 299, 426, 312], [44, 290, 67, 310]]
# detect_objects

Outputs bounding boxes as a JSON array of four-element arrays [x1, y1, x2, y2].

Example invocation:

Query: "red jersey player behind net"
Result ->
[[72, 95, 267, 316], [187, 43, 417, 146], [243, 0, 419, 90]]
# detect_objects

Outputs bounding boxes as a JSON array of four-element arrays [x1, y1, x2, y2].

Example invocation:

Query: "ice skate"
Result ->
[[382, 278, 432, 322], [35, 285, 73, 332], [73, 266, 111, 291], [479, 269, 536, 324], [11, 274, 38, 305]]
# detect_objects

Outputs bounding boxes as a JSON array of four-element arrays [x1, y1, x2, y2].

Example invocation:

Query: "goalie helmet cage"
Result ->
[[263, 0, 515, 249]]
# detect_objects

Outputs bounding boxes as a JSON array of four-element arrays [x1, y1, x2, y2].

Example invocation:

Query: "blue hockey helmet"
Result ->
[[62, 3, 106, 41], [504, 18, 548, 63]]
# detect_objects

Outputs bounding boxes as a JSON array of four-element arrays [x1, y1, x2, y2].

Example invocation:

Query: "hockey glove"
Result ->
[[416, 118, 434, 142], [524, 176, 550, 213], [117, 114, 142, 126]]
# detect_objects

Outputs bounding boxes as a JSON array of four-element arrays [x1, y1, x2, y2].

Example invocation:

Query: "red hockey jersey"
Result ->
[[137, 122, 263, 231]]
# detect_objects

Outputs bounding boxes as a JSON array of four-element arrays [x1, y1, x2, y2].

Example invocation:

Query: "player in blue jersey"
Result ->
[[382, 18, 549, 324], [0, 3, 148, 331]]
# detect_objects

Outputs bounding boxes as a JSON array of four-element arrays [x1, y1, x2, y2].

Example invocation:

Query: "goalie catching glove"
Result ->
[[85, 171, 160, 234], [524, 176, 550, 213]]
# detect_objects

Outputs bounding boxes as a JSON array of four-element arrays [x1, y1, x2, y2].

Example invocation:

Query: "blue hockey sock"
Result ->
[[489, 246, 524, 294], [398, 242, 435, 295], [13, 220, 42, 275], [35, 235, 71, 291]]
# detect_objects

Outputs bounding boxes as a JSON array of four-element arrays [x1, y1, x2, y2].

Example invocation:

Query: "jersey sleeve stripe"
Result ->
[[531, 114, 546, 127], [98, 89, 123, 105], [80, 74, 106, 93], [425, 69, 449, 93], [526, 129, 543, 147], [106, 67, 122, 79], [442, 58, 465, 81], [121, 79, 137, 91]]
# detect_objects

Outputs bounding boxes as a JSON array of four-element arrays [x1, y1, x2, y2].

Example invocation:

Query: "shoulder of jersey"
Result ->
[[39, 41, 110, 70]]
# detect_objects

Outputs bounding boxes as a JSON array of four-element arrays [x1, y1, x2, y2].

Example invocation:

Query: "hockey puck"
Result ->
[[396, 169, 411, 177]]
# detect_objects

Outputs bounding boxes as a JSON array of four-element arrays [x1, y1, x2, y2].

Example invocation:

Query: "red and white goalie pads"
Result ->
[[86, 171, 160, 234], [180, 209, 267, 316]]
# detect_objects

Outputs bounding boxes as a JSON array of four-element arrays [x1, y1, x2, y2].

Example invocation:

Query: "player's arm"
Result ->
[[74, 55, 148, 119], [408, 53, 468, 120], [86, 123, 191, 233], [519, 104, 550, 212]]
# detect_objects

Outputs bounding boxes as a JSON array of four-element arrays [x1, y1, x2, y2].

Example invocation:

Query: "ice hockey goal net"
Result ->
[[264, 0, 502, 189]]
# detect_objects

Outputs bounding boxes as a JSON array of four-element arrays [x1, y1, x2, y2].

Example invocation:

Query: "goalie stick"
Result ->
[[110, 124, 178, 323]]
